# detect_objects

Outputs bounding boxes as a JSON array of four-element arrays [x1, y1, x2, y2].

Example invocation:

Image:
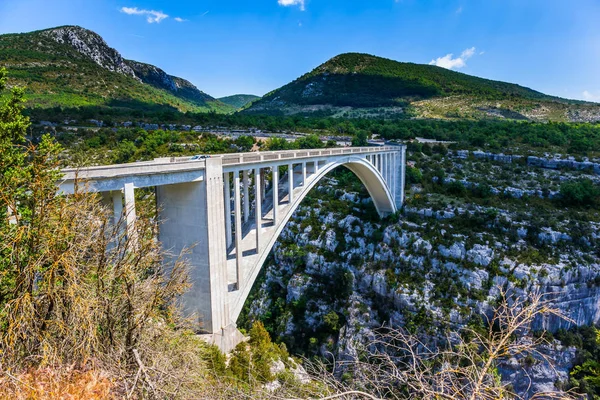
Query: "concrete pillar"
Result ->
[[101, 191, 112, 209], [156, 157, 229, 336], [302, 162, 307, 185], [392, 147, 406, 209], [261, 168, 266, 202], [392, 152, 397, 199], [234, 170, 242, 287], [124, 182, 137, 244], [254, 167, 262, 251], [314, 160, 319, 174], [386, 154, 390, 181], [288, 163, 294, 203], [400, 147, 406, 205], [384, 153, 388, 183], [272, 166, 278, 224], [242, 169, 249, 224], [387, 153, 391, 184], [111, 191, 123, 225], [224, 172, 232, 248]]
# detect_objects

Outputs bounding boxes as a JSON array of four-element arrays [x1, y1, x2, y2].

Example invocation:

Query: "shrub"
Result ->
[[406, 166, 423, 185], [558, 179, 599, 207]]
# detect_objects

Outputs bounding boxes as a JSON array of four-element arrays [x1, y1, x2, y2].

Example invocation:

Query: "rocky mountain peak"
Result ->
[[38, 25, 215, 103], [41, 25, 138, 80]]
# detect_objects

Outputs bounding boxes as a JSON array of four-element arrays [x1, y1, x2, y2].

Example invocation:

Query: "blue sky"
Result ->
[[1, 0, 599, 101]]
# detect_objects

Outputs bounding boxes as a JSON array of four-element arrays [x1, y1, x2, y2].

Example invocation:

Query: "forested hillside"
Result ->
[[219, 94, 261, 109], [0, 26, 233, 116], [245, 53, 600, 121]]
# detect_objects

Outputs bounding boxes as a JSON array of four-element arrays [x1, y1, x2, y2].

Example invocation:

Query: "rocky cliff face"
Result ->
[[126, 60, 214, 103], [242, 150, 600, 398], [41, 26, 216, 104], [42, 26, 137, 79]]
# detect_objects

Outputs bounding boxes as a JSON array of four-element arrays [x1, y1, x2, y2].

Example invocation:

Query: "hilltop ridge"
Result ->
[[0, 25, 232, 115], [245, 52, 600, 121]]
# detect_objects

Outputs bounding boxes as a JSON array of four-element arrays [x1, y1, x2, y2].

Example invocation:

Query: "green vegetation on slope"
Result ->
[[0, 26, 233, 115], [45, 109, 600, 159], [245, 53, 599, 120], [219, 94, 261, 109]]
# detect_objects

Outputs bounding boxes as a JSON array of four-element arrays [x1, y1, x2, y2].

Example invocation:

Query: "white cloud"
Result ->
[[429, 47, 477, 70], [278, 0, 305, 11], [583, 90, 600, 102], [174, 17, 187, 22], [120, 7, 168, 23]]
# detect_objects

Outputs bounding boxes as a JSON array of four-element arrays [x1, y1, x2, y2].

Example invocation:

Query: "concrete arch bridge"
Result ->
[[60, 145, 406, 351]]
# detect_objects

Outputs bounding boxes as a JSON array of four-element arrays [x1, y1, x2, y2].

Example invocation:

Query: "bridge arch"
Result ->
[[229, 156, 397, 321]]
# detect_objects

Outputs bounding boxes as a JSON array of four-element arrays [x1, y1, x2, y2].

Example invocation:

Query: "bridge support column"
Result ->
[[242, 170, 249, 224], [157, 157, 233, 349], [234, 171, 243, 287], [111, 191, 123, 225], [393, 147, 406, 208], [383, 153, 390, 182], [392, 153, 396, 199], [288, 163, 294, 203], [400, 147, 406, 205], [302, 162, 307, 185], [260, 168, 266, 202], [124, 183, 137, 245], [272, 166, 278, 224], [384, 153, 388, 183], [387, 153, 391, 184], [224, 172, 232, 248], [102, 190, 124, 226], [254, 167, 262, 251]]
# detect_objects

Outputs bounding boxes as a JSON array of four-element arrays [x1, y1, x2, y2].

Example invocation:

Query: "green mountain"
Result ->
[[218, 94, 260, 109], [0, 26, 234, 117], [244, 53, 600, 122]]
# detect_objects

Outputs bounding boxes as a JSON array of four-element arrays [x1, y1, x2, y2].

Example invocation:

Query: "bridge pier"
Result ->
[[272, 166, 279, 224], [254, 167, 262, 251], [156, 158, 234, 350]]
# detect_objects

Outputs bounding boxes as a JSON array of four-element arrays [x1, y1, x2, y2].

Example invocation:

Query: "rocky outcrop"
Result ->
[[42, 26, 137, 79], [126, 60, 214, 103], [244, 173, 600, 398], [498, 341, 576, 398], [41, 25, 217, 105]]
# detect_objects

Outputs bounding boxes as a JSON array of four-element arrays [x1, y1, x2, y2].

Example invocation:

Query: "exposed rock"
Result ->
[[467, 244, 494, 267], [42, 26, 137, 78]]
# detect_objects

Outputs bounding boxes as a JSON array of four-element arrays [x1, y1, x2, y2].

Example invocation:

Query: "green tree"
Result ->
[[406, 166, 423, 185], [228, 321, 288, 384], [351, 130, 369, 147], [297, 134, 324, 149], [559, 179, 599, 207], [236, 135, 255, 151]]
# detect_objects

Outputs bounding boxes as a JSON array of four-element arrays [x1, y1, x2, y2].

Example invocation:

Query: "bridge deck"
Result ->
[[61, 146, 397, 182]]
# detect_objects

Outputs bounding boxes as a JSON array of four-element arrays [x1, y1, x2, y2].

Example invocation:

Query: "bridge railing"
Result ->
[[219, 146, 399, 166]]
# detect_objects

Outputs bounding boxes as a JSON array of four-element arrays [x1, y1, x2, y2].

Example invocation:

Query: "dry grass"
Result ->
[[0, 365, 115, 399]]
